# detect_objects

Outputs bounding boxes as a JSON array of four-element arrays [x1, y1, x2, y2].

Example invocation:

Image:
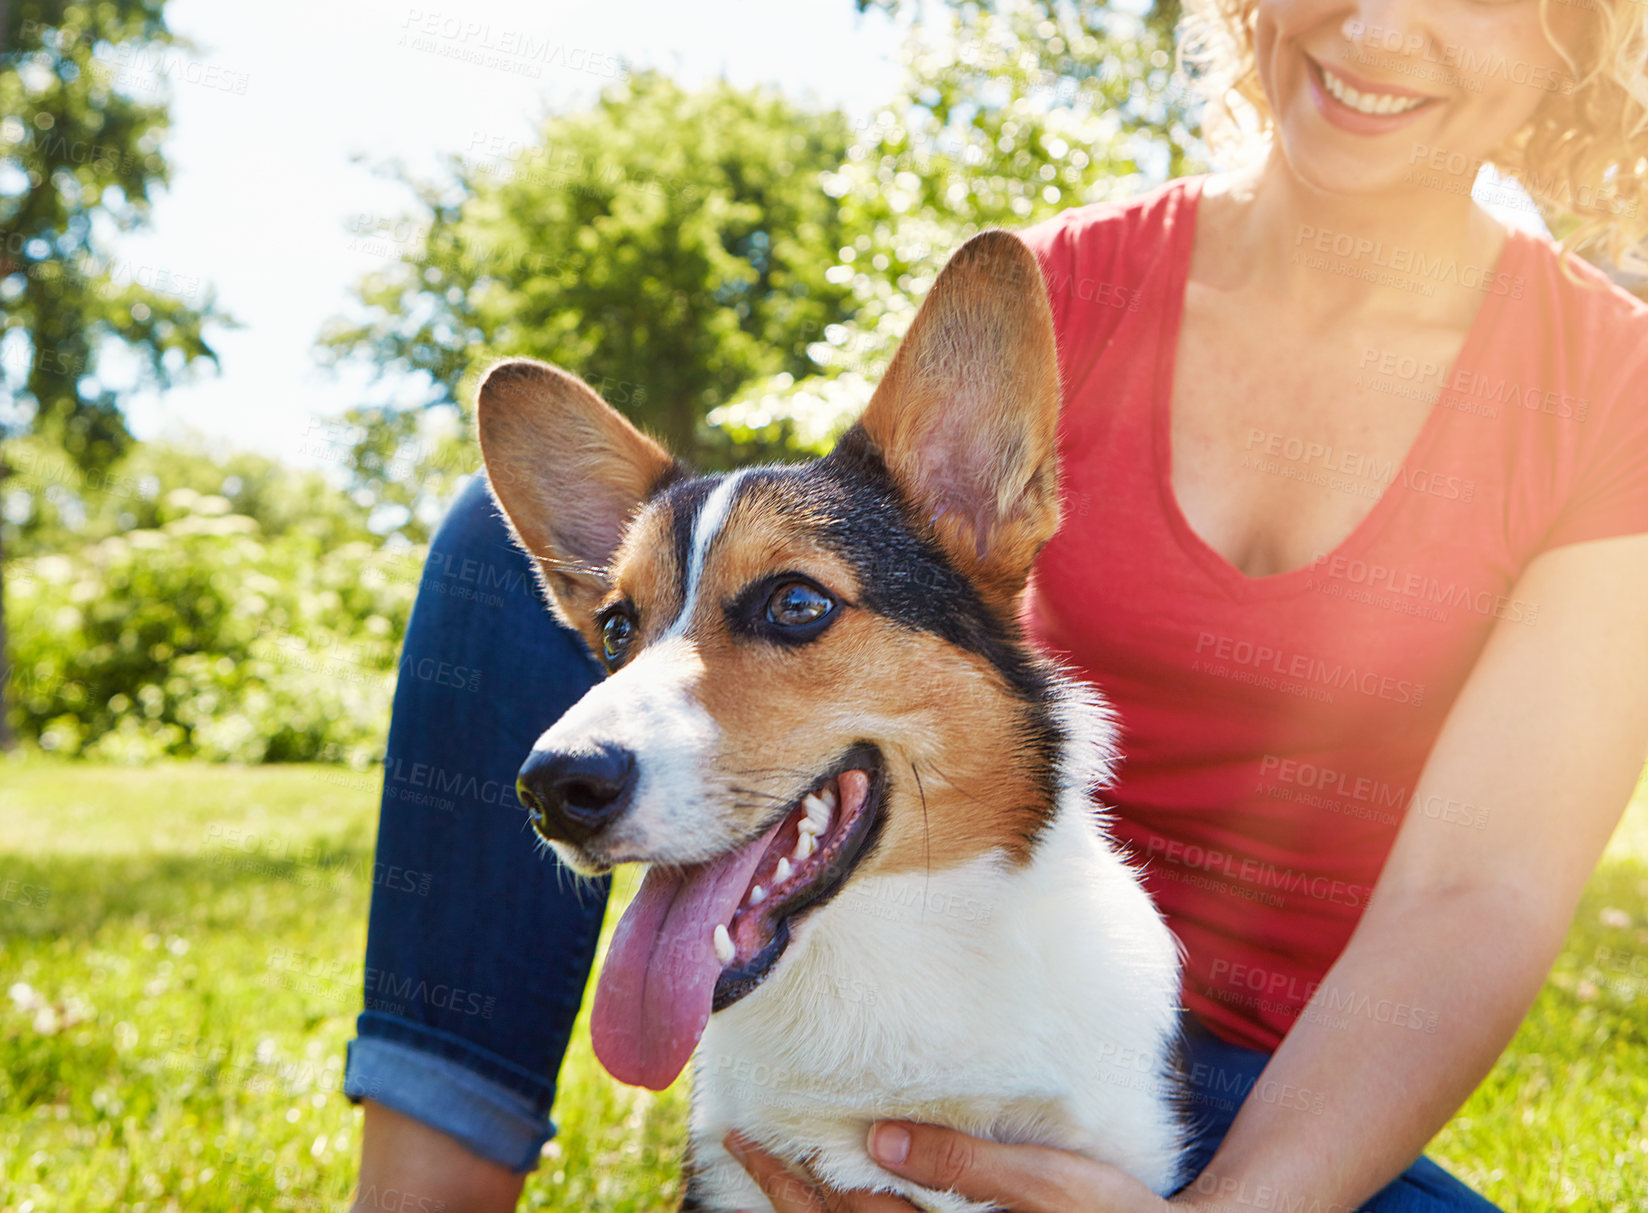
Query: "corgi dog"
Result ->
[[477, 230, 1185, 1212]]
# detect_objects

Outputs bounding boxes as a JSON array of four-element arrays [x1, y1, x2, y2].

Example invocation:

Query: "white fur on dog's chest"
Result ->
[[685, 807, 1185, 1212]]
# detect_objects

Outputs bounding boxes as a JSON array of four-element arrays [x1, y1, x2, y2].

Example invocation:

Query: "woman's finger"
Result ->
[[725, 1131, 830, 1213], [866, 1121, 1170, 1213], [724, 1132, 924, 1213]]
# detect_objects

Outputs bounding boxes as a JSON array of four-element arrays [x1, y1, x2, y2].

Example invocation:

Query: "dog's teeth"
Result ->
[[775, 857, 793, 883], [713, 923, 735, 965], [749, 884, 766, 906], [794, 832, 817, 862], [801, 794, 833, 839], [820, 785, 837, 810]]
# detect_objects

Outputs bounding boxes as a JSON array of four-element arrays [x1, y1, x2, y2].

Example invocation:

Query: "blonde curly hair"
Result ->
[[1178, 0, 1648, 270]]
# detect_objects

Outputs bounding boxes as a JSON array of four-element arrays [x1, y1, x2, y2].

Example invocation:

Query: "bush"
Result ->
[[6, 487, 422, 765]]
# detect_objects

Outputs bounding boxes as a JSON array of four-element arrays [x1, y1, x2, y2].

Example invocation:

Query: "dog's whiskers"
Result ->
[[912, 758, 932, 925], [918, 762, 997, 809]]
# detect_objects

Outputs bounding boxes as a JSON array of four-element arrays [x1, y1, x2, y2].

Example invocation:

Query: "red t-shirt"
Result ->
[[1018, 174, 1648, 1050]]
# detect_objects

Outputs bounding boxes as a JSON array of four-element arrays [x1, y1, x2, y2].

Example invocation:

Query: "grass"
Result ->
[[0, 757, 1643, 1212]]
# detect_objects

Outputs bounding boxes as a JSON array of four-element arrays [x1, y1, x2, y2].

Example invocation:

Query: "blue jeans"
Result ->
[[343, 475, 1499, 1209]]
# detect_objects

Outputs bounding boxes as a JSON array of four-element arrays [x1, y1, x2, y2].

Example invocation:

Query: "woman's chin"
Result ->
[[1271, 133, 1439, 205]]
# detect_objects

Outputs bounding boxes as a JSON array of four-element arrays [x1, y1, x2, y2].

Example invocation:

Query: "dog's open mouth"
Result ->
[[589, 743, 886, 1091]]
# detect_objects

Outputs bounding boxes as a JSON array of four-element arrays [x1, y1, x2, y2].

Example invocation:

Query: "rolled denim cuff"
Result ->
[[344, 1021, 557, 1174]]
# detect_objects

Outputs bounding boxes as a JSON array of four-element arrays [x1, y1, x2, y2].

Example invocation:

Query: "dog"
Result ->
[[477, 230, 1186, 1212]]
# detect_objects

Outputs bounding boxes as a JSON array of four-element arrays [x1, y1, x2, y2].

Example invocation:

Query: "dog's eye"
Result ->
[[600, 612, 635, 663], [767, 582, 832, 628]]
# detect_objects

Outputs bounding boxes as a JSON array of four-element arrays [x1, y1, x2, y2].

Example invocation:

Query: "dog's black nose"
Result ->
[[517, 745, 636, 844]]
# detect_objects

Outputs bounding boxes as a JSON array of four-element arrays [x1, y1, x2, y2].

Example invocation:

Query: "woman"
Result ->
[[345, 1, 1648, 1209]]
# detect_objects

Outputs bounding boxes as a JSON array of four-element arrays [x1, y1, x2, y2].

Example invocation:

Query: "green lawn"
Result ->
[[1, 758, 1644, 1212]]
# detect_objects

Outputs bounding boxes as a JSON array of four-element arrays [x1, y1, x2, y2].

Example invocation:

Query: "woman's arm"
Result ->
[[1180, 530, 1648, 1209], [731, 532, 1648, 1211]]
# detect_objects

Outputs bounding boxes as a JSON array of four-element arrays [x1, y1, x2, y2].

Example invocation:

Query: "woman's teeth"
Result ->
[[1319, 63, 1429, 115]]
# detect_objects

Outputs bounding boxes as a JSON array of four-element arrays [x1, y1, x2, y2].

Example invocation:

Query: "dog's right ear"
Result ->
[[844, 229, 1060, 611], [476, 358, 679, 632]]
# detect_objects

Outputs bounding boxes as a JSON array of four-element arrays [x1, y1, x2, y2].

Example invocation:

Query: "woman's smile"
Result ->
[[1302, 51, 1444, 135]]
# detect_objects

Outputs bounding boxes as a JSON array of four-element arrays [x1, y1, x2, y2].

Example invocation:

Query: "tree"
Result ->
[[714, 0, 1205, 450], [318, 7, 1206, 531], [854, 0, 1198, 178], [1, 0, 226, 747], [318, 69, 861, 533]]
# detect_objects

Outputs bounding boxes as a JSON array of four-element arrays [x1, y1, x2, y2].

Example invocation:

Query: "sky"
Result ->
[[110, 0, 909, 463], [102, 1, 1544, 469]]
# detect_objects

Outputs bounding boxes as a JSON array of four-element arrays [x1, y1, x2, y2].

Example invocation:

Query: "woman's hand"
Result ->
[[723, 1123, 1174, 1212]]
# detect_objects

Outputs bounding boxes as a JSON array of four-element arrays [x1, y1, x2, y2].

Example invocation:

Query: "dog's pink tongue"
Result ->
[[591, 819, 783, 1091]]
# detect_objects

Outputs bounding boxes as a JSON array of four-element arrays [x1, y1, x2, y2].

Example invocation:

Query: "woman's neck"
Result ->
[[1199, 146, 1511, 330]]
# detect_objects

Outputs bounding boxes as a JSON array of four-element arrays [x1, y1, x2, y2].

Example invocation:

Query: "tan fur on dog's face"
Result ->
[[599, 478, 1056, 875], [477, 229, 1064, 877]]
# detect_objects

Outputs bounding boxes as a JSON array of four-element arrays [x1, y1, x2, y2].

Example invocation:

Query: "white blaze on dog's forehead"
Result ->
[[530, 636, 704, 749], [663, 467, 753, 640]]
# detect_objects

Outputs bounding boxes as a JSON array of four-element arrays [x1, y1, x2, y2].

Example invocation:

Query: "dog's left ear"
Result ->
[[847, 229, 1061, 605]]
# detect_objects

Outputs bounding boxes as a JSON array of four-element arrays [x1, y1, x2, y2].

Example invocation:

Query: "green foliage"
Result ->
[[319, 7, 1206, 477], [0, 0, 226, 468], [5, 481, 419, 764], [2, 0, 233, 748], [711, 0, 1208, 451], [319, 71, 859, 477], [0, 762, 1643, 1209], [5, 431, 383, 558], [854, 0, 1195, 167]]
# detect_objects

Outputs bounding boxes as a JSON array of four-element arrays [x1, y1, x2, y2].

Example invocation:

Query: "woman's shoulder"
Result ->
[[1510, 226, 1648, 347], [1496, 226, 1648, 553], [1018, 174, 1201, 267], [1018, 175, 1203, 329], [1503, 227, 1648, 435]]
